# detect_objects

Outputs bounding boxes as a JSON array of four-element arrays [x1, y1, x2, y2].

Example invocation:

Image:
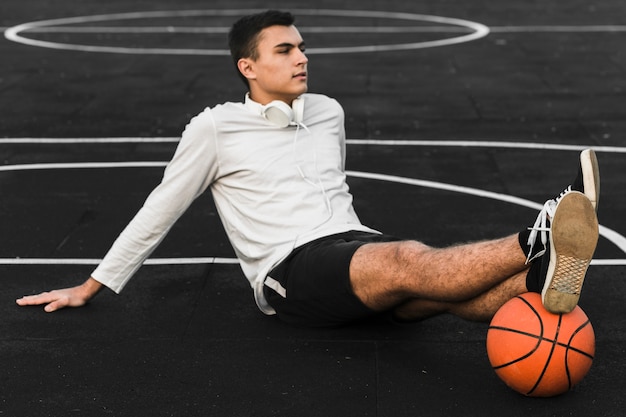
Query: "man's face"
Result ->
[[240, 25, 308, 105]]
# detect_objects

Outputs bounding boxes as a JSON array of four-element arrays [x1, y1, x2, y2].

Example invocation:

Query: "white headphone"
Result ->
[[262, 97, 304, 128], [261, 95, 332, 218]]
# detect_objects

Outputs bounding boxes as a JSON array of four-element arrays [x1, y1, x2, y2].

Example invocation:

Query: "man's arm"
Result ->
[[15, 108, 218, 313], [16, 277, 103, 312]]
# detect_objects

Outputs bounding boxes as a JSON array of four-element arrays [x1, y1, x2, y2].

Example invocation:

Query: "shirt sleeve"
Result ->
[[91, 108, 219, 293], [337, 100, 347, 171]]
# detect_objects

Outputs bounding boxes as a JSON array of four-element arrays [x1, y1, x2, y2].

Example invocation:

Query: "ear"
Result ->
[[237, 58, 256, 81]]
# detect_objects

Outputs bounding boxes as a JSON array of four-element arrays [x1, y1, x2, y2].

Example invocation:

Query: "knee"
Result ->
[[392, 240, 432, 267], [387, 241, 435, 293], [349, 240, 432, 310]]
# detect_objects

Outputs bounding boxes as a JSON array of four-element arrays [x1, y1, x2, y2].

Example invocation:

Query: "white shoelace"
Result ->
[[525, 186, 573, 264]]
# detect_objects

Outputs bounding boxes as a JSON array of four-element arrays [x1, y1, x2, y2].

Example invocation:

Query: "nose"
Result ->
[[296, 48, 308, 64]]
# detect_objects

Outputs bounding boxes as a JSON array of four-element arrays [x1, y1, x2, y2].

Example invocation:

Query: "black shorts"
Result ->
[[263, 231, 401, 327]]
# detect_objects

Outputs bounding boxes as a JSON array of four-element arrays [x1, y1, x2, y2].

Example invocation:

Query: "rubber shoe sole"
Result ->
[[542, 191, 599, 314], [580, 149, 600, 211]]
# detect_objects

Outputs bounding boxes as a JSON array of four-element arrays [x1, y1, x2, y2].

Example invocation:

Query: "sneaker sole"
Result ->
[[542, 191, 598, 314], [581, 149, 600, 211]]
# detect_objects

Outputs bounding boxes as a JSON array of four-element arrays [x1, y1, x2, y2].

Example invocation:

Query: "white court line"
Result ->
[[1, 140, 625, 265], [16, 26, 477, 34], [348, 140, 626, 153], [0, 161, 167, 172], [0, 137, 180, 144], [6, 8, 625, 57], [9, 25, 626, 34], [1, 257, 623, 266], [490, 25, 626, 33], [4, 24, 626, 34], [3, 9, 489, 55], [0, 257, 239, 265], [3, 137, 626, 154]]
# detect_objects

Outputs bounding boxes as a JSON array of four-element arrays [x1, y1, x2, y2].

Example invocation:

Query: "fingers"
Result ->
[[16, 292, 56, 306], [16, 291, 69, 312], [44, 298, 68, 313], [16, 282, 97, 313]]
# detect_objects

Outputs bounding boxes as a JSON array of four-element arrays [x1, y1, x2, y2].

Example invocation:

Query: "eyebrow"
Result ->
[[273, 41, 306, 50]]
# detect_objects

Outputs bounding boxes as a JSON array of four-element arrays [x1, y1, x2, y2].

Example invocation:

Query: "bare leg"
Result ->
[[349, 234, 527, 312], [392, 271, 528, 322]]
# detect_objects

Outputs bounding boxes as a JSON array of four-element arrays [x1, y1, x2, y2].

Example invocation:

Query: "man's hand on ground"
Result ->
[[16, 277, 103, 312]]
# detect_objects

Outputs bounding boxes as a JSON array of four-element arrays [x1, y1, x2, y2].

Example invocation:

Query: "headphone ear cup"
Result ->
[[263, 101, 294, 128], [292, 97, 304, 125]]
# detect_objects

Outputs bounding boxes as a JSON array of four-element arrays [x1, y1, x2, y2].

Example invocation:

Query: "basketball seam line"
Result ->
[[487, 326, 594, 360]]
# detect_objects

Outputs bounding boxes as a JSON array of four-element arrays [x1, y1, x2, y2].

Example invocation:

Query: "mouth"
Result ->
[[293, 71, 307, 80]]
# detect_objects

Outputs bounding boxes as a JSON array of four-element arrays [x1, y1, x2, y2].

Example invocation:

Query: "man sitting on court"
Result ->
[[16, 10, 601, 327]]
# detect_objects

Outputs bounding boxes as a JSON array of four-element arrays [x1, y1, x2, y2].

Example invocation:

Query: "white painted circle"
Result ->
[[4, 9, 490, 56]]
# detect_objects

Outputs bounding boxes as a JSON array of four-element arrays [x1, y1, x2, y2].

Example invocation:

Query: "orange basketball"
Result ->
[[486, 292, 595, 397]]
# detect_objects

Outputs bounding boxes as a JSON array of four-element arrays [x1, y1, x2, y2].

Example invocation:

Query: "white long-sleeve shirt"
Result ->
[[91, 93, 378, 314]]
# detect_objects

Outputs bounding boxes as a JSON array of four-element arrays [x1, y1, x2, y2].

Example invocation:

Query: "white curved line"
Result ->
[[4, 9, 489, 56], [346, 140, 626, 153], [3, 137, 626, 155], [16, 26, 478, 34], [1, 161, 624, 264], [346, 170, 626, 259]]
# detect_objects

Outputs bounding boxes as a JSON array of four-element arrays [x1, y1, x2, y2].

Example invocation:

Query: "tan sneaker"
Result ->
[[524, 149, 600, 264], [541, 191, 598, 313]]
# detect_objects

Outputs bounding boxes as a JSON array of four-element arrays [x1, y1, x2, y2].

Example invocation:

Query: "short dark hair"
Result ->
[[228, 10, 296, 87]]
